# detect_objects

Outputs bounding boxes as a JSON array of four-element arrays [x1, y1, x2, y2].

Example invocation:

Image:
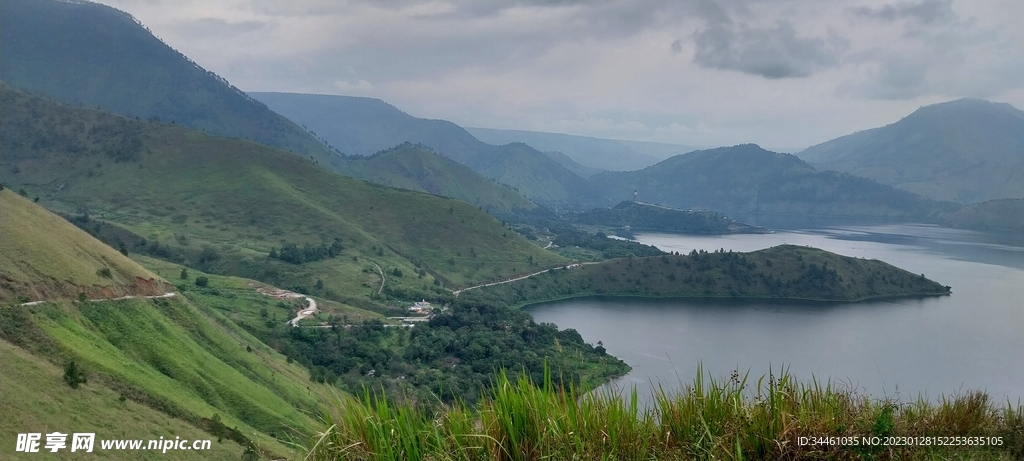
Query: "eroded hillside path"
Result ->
[[253, 285, 319, 327], [19, 292, 176, 306], [452, 263, 592, 296]]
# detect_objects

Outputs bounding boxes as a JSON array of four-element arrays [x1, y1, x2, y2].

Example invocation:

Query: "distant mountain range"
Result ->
[[800, 98, 1024, 203], [466, 127, 703, 172], [593, 144, 958, 219], [252, 92, 604, 206]]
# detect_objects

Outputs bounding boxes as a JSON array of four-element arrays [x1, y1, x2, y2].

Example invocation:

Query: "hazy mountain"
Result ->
[[543, 150, 604, 178], [252, 92, 604, 206], [466, 127, 703, 171], [593, 144, 956, 219], [799, 99, 1024, 203], [0, 0, 339, 167], [337, 142, 538, 213]]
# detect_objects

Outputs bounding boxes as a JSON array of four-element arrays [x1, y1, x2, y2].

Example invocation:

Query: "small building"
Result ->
[[409, 299, 431, 312]]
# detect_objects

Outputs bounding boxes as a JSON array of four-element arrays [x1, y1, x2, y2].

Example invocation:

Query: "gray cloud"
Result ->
[[849, 0, 956, 24], [692, 21, 849, 79]]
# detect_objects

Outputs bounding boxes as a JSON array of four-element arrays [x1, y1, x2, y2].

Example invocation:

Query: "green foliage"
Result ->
[[466, 245, 951, 308], [307, 366, 1022, 460], [180, 268, 189, 280], [249, 299, 627, 408], [270, 238, 342, 265], [195, 276, 209, 287], [553, 230, 663, 259], [62, 360, 87, 388], [96, 267, 112, 278]]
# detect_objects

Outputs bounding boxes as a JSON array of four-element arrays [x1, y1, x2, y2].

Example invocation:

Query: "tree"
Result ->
[[315, 279, 324, 290], [180, 268, 189, 279], [63, 360, 87, 389], [195, 276, 209, 287]]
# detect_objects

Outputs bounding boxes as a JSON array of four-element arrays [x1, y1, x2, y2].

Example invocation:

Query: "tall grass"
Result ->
[[306, 366, 1022, 460]]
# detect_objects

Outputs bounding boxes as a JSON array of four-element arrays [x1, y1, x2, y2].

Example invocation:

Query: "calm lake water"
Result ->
[[525, 223, 1024, 403]]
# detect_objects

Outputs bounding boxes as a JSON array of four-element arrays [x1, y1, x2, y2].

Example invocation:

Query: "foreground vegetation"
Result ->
[[307, 367, 1023, 460]]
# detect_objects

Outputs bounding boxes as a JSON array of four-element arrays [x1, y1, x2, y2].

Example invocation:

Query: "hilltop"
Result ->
[[252, 92, 604, 206], [0, 189, 171, 303], [464, 245, 951, 308], [800, 98, 1024, 203], [0, 86, 565, 302], [0, 0, 339, 167], [591, 144, 957, 219], [338, 143, 538, 214]]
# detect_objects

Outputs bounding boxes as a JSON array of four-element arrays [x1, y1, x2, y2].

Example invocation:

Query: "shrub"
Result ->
[[195, 276, 209, 287], [96, 267, 112, 278], [63, 360, 87, 389]]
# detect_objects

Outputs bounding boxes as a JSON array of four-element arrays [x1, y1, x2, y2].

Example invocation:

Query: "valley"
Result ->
[[2, 0, 1023, 459]]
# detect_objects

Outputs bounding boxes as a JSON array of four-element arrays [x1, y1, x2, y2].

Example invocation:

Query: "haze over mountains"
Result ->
[[800, 98, 1024, 204], [253, 92, 603, 206]]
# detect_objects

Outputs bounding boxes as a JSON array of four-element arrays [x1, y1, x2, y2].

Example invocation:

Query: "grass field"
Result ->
[[306, 367, 1023, 460], [0, 190, 171, 303]]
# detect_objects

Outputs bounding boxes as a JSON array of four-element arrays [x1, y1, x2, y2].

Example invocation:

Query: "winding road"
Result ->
[[288, 297, 318, 327], [371, 262, 385, 295]]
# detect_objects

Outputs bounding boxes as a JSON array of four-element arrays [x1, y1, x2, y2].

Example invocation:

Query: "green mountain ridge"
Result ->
[[464, 244, 951, 308], [799, 98, 1024, 203], [337, 142, 538, 214], [0, 85, 566, 300], [0, 0, 341, 168]]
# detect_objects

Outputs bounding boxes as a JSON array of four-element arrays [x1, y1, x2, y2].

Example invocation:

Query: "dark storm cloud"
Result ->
[[849, 0, 956, 24], [692, 21, 849, 79]]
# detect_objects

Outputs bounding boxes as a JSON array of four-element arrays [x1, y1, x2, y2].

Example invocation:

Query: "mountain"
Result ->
[[799, 99, 1024, 203], [337, 142, 538, 213], [592, 144, 957, 219], [542, 150, 604, 178], [939, 199, 1024, 232], [251, 92, 603, 206], [0, 0, 340, 168], [466, 127, 703, 171], [0, 86, 565, 296], [0, 190, 339, 459], [0, 190, 172, 303], [571, 200, 767, 234]]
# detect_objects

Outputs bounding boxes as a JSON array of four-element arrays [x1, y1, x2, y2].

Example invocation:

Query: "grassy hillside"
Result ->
[[0, 339, 248, 460], [592, 144, 958, 219], [800, 99, 1024, 203], [337, 142, 537, 214], [252, 92, 603, 206], [0, 86, 566, 297], [0, 194, 344, 458], [464, 245, 951, 308], [0, 0, 339, 167], [0, 189, 172, 303]]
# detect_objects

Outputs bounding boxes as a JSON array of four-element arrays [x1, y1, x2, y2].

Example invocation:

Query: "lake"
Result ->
[[525, 223, 1024, 403]]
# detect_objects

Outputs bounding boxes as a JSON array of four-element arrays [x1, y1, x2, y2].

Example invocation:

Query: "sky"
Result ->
[[101, 0, 1024, 150]]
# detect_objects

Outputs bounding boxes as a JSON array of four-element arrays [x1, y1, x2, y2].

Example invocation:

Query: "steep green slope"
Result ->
[[0, 86, 565, 294], [0, 195, 341, 459], [464, 245, 951, 308], [592, 144, 957, 219], [799, 99, 1024, 203], [252, 92, 603, 205], [0, 0, 339, 168], [0, 339, 248, 460], [0, 189, 171, 303], [337, 142, 537, 213]]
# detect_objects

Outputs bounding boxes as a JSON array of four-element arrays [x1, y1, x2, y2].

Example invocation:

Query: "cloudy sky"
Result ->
[[102, 0, 1024, 149]]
